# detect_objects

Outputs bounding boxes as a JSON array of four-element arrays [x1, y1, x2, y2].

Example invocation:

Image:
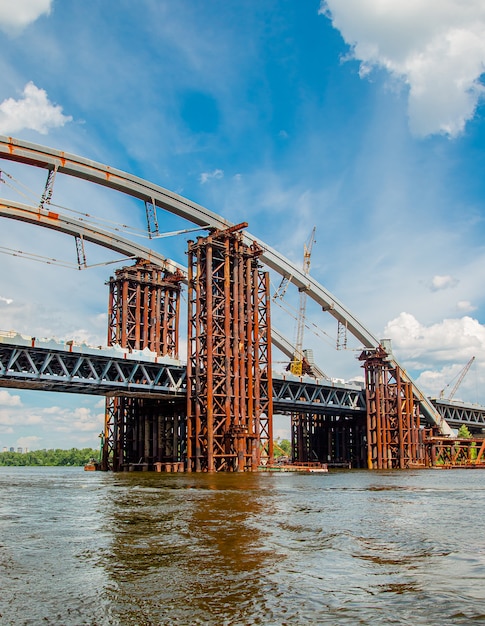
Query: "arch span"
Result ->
[[0, 198, 297, 362], [0, 135, 452, 435]]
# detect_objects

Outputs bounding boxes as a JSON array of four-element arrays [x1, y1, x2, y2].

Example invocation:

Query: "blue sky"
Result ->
[[1, 0, 485, 449]]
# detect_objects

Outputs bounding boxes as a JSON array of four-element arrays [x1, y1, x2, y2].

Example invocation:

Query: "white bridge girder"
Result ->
[[0, 135, 453, 436]]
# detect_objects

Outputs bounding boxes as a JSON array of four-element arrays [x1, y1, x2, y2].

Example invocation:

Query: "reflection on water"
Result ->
[[1, 468, 485, 625], [103, 473, 278, 624]]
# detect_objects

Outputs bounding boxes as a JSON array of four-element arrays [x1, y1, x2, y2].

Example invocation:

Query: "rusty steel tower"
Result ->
[[359, 346, 426, 469], [107, 259, 183, 358], [186, 224, 273, 472], [102, 259, 185, 471]]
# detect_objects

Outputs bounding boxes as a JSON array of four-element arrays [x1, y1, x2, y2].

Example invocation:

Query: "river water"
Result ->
[[0, 467, 484, 625]]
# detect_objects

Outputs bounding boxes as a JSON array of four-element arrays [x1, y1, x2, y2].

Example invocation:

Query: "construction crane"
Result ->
[[439, 356, 475, 401], [289, 227, 316, 375]]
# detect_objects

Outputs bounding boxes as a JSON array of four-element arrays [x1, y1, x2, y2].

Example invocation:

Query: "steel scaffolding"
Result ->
[[360, 346, 425, 469], [186, 225, 273, 472], [107, 259, 183, 358], [104, 396, 185, 471], [102, 260, 184, 471], [292, 413, 367, 467]]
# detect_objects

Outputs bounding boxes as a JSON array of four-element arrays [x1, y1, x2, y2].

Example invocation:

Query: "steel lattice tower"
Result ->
[[360, 346, 425, 469], [107, 259, 183, 357], [186, 225, 273, 472], [102, 260, 184, 471]]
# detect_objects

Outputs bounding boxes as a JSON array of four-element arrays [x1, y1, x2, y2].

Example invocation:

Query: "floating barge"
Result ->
[[259, 462, 328, 473]]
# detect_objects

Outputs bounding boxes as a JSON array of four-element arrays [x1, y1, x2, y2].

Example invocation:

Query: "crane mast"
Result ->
[[439, 356, 475, 400], [290, 227, 316, 375]]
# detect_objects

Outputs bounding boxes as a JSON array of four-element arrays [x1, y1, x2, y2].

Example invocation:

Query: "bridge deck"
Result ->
[[1, 335, 484, 430]]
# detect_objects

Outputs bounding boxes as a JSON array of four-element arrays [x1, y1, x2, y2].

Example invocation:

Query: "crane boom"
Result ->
[[290, 227, 316, 375], [439, 356, 475, 400]]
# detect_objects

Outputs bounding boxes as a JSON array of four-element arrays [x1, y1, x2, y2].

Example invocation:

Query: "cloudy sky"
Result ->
[[1, 0, 485, 449]]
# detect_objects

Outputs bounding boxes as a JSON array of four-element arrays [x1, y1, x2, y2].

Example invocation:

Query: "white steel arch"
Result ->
[[0, 198, 297, 366], [0, 135, 452, 435]]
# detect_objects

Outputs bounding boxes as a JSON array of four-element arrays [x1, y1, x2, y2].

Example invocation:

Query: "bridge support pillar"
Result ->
[[102, 259, 184, 471], [186, 225, 273, 472], [102, 397, 185, 471], [291, 413, 367, 467], [107, 259, 183, 357], [359, 346, 425, 469]]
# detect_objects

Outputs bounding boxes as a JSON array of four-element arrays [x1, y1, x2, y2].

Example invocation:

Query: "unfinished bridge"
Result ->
[[1, 135, 482, 471]]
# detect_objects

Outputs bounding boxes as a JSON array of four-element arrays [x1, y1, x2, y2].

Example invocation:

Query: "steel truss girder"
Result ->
[[0, 343, 186, 397], [431, 400, 485, 431], [2, 340, 483, 433], [272, 376, 365, 415]]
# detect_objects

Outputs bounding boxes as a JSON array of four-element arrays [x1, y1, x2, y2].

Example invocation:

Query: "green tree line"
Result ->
[[0, 448, 99, 466]]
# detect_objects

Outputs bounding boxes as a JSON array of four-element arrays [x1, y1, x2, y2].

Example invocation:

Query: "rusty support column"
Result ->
[[186, 225, 273, 472], [102, 259, 184, 471], [359, 346, 423, 469]]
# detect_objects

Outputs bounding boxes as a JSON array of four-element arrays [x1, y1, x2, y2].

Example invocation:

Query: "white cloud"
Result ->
[[320, 0, 485, 137], [199, 169, 224, 184], [384, 312, 485, 364], [456, 300, 477, 313], [0, 390, 22, 407], [0, 82, 72, 135], [0, 411, 42, 426], [0, 0, 52, 34], [429, 274, 459, 291], [44, 405, 104, 433], [383, 312, 485, 401], [0, 296, 13, 305], [17, 435, 42, 449]]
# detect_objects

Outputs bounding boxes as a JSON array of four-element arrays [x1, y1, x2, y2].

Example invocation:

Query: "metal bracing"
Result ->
[[39, 165, 58, 209], [107, 259, 183, 358], [0, 341, 186, 396], [0, 135, 453, 435], [428, 436, 485, 467], [103, 396, 185, 471], [360, 347, 425, 469], [186, 227, 273, 472], [291, 412, 366, 467], [273, 375, 365, 415], [104, 259, 184, 471]]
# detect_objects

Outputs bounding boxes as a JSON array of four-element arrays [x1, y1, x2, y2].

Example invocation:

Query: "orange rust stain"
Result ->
[[60, 152, 66, 167], [47, 211, 59, 220]]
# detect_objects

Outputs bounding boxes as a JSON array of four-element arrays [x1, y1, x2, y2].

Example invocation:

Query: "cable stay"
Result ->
[[0, 168, 40, 203], [1, 166, 207, 241], [0, 245, 136, 270], [271, 296, 335, 349]]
